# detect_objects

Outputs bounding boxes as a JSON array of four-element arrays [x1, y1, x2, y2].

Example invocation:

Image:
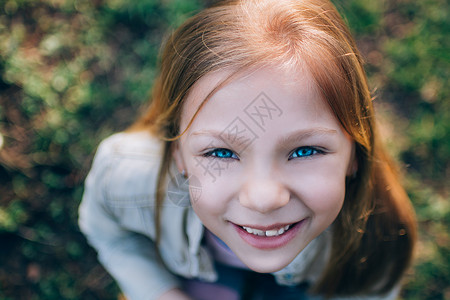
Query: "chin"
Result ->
[[239, 255, 294, 274]]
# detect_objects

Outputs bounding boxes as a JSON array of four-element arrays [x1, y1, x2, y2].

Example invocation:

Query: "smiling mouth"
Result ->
[[233, 221, 304, 249], [238, 223, 297, 237]]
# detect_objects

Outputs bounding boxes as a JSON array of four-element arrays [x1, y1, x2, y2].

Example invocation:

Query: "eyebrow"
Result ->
[[276, 128, 337, 146], [190, 128, 257, 148], [190, 127, 337, 147]]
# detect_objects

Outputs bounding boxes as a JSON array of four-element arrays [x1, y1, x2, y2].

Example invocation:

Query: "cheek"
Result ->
[[190, 179, 229, 217], [187, 157, 238, 215], [293, 163, 347, 217], [307, 177, 345, 217]]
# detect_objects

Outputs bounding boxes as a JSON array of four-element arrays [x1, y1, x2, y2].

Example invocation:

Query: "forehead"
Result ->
[[180, 65, 333, 132]]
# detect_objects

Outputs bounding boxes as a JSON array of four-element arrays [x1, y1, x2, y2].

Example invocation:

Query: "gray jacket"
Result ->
[[78, 131, 399, 300]]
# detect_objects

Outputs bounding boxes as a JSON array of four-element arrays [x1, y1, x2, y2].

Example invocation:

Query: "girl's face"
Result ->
[[173, 65, 356, 273]]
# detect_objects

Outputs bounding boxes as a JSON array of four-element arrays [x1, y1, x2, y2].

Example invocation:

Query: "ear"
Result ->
[[346, 142, 358, 176], [171, 140, 187, 174]]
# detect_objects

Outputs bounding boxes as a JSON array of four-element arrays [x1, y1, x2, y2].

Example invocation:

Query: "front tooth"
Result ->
[[265, 229, 279, 237], [253, 229, 265, 236], [243, 225, 292, 237]]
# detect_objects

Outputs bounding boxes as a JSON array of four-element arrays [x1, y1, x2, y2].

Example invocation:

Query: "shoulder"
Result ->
[[91, 130, 166, 205], [96, 130, 164, 159]]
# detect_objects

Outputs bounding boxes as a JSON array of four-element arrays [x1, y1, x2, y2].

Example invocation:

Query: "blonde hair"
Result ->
[[131, 0, 417, 296]]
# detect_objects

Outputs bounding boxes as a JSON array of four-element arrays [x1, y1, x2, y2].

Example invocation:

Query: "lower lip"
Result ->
[[234, 220, 305, 250]]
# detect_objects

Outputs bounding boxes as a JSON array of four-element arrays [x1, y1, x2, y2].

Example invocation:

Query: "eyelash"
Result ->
[[202, 146, 324, 160], [203, 148, 238, 160], [288, 146, 324, 160]]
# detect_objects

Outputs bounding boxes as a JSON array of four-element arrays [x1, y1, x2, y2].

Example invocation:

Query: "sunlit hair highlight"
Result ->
[[131, 0, 416, 296]]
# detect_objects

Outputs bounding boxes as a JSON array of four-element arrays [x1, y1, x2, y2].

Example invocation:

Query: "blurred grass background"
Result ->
[[0, 0, 448, 299]]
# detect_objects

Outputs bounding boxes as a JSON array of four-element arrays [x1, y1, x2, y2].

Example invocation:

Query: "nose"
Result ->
[[239, 179, 290, 213]]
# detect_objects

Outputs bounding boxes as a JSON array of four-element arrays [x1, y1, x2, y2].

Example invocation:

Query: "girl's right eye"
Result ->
[[203, 148, 238, 160]]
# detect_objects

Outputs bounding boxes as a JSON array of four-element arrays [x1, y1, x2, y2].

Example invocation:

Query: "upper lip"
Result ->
[[231, 221, 300, 231]]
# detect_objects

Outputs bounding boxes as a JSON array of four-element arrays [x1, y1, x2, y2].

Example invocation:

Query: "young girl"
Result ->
[[78, 0, 417, 299]]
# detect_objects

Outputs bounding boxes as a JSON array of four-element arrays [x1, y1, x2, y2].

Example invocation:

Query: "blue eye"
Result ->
[[204, 148, 238, 159], [289, 147, 320, 159]]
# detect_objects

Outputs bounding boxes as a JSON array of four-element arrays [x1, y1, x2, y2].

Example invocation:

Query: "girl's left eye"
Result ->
[[203, 148, 238, 159], [289, 146, 322, 159]]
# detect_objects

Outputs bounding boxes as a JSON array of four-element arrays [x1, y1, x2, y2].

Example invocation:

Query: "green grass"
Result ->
[[0, 0, 448, 299]]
